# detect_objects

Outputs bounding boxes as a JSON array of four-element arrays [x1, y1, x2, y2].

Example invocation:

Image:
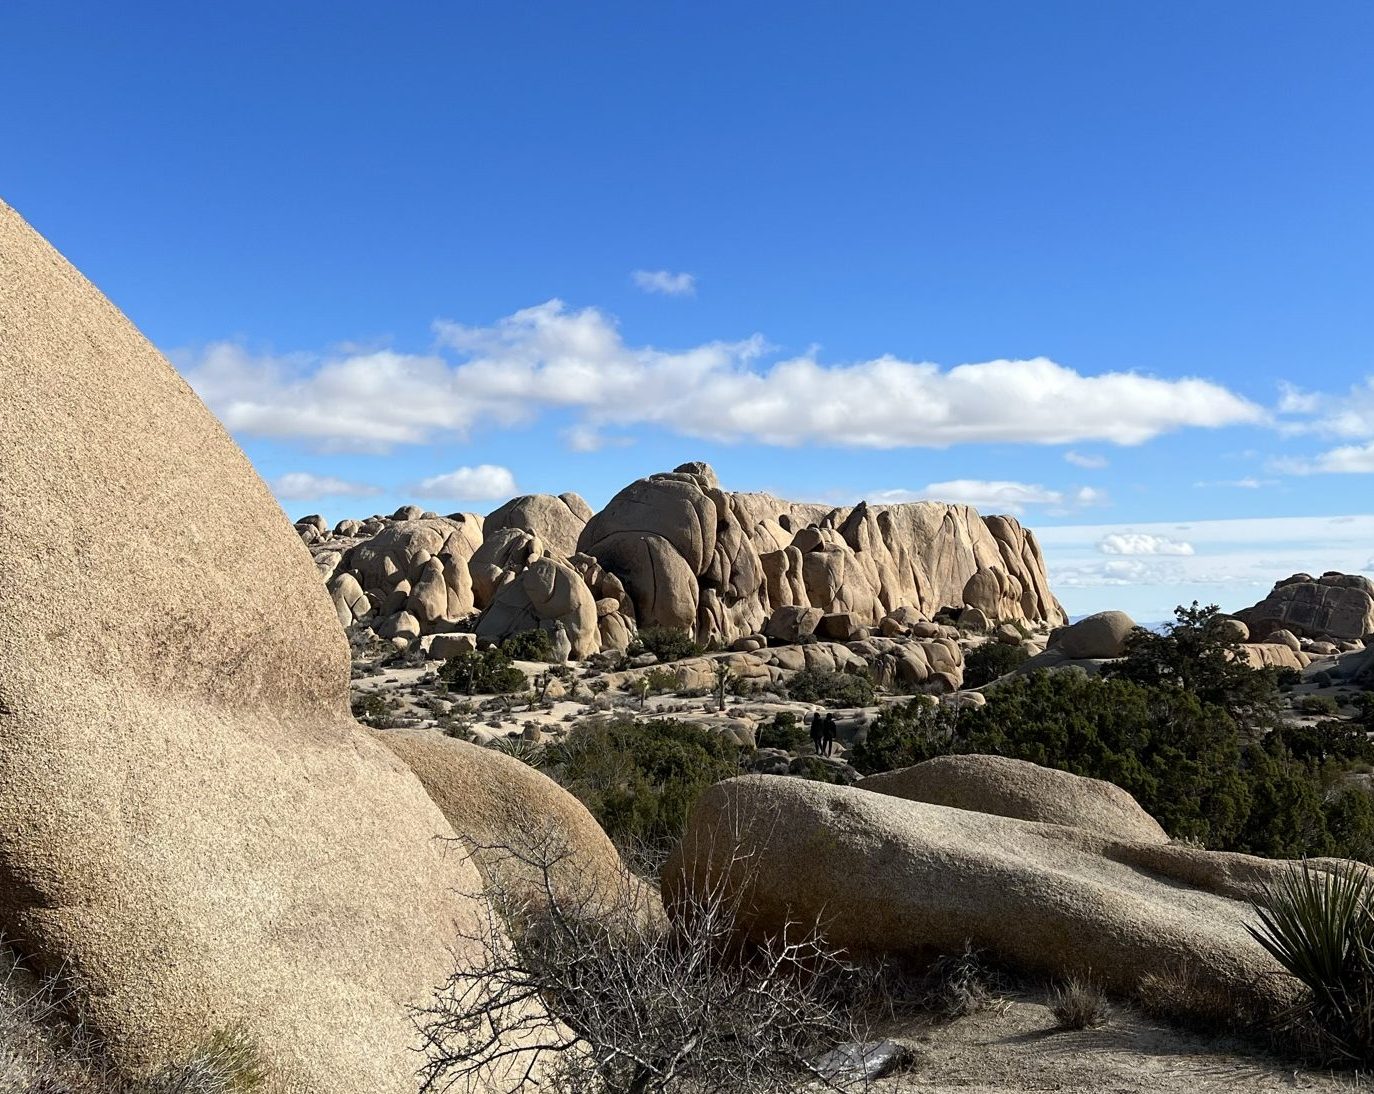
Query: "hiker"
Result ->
[[809, 711, 825, 754], [820, 713, 838, 757]]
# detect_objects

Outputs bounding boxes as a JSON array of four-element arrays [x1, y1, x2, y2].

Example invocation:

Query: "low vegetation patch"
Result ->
[[543, 717, 745, 852], [1048, 976, 1109, 1030], [961, 641, 1030, 688], [628, 626, 704, 664], [853, 604, 1374, 861], [438, 647, 528, 696], [497, 628, 555, 663], [785, 668, 876, 707]]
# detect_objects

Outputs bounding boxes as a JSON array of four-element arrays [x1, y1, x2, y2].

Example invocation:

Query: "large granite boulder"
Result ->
[[0, 200, 542, 1092], [483, 492, 593, 560], [1237, 572, 1374, 642], [474, 556, 601, 659], [858, 755, 1169, 844], [1051, 610, 1136, 660], [578, 464, 1066, 649], [663, 775, 1345, 1010], [376, 730, 658, 923]]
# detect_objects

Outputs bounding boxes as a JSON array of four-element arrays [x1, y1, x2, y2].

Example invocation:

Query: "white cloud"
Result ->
[[412, 464, 517, 501], [1054, 558, 1188, 588], [632, 269, 696, 296], [869, 479, 1105, 515], [1277, 376, 1374, 439], [1193, 477, 1274, 488], [1274, 442, 1374, 475], [1064, 450, 1108, 469], [561, 424, 633, 453], [272, 471, 381, 500], [1097, 532, 1195, 557], [179, 300, 1266, 453]]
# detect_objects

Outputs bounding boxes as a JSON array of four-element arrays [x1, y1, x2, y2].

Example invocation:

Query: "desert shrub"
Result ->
[[438, 648, 527, 696], [629, 626, 704, 664], [785, 668, 875, 707], [853, 668, 1374, 859], [1249, 861, 1374, 1065], [922, 944, 1001, 1019], [349, 692, 393, 728], [498, 628, 555, 663], [757, 711, 809, 752], [1109, 602, 1283, 737], [1276, 667, 1303, 690], [961, 642, 1030, 688], [415, 841, 885, 1094], [640, 667, 680, 695], [1049, 976, 1109, 1030], [544, 717, 744, 850], [1298, 695, 1342, 717], [788, 756, 854, 785], [486, 736, 546, 768]]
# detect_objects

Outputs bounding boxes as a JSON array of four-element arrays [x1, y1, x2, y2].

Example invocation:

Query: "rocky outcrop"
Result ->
[[306, 461, 1064, 658], [483, 492, 593, 559], [575, 463, 1065, 650], [474, 556, 600, 660], [0, 200, 544, 1092], [663, 774, 1344, 1009], [858, 755, 1169, 844], [1237, 572, 1374, 642]]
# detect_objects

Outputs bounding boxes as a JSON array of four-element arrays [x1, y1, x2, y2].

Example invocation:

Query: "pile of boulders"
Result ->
[[296, 461, 1068, 663]]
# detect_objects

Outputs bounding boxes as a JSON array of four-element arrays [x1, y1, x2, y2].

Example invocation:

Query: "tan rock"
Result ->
[[376, 731, 657, 922], [859, 755, 1169, 844], [663, 776, 1339, 1009], [0, 200, 539, 1092], [1053, 610, 1136, 659]]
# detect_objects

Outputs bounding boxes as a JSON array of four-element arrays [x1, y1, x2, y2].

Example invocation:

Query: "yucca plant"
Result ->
[[485, 735, 546, 769], [1248, 861, 1374, 1063]]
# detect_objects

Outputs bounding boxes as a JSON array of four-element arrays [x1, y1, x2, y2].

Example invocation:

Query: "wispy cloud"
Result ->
[[870, 479, 1107, 515], [1273, 443, 1374, 475], [272, 471, 381, 500], [1098, 532, 1194, 556], [632, 269, 696, 296], [1064, 450, 1108, 469], [179, 300, 1265, 454], [412, 464, 517, 501], [1194, 477, 1275, 489]]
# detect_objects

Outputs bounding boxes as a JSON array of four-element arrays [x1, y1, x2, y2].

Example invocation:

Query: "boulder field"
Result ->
[[300, 462, 1068, 658], [0, 199, 603, 1091]]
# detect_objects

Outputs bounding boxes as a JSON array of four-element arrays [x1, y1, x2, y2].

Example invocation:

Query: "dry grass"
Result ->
[[1049, 976, 1110, 1030], [1, 941, 266, 1094]]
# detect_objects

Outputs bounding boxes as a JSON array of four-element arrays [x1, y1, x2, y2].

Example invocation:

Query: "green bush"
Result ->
[[852, 666, 1374, 860], [629, 626, 704, 664], [962, 642, 1030, 688], [641, 667, 680, 694], [544, 717, 744, 850], [757, 711, 809, 752], [1109, 602, 1283, 737], [1298, 694, 1342, 717], [788, 756, 853, 785], [785, 668, 875, 707], [350, 692, 394, 728], [499, 628, 556, 662], [439, 647, 528, 695]]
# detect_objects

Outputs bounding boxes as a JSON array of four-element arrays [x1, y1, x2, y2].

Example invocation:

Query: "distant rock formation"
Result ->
[[302, 460, 1066, 657], [0, 199, 548, 1092], [1236, 572, 1374, 643]]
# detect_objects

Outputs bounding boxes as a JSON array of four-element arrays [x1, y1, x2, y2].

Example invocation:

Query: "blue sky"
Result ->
[[5, 2, 1374, 620]]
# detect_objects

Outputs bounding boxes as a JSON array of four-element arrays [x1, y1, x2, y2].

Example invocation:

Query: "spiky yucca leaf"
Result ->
[[1248, 862, 1374, 1012]]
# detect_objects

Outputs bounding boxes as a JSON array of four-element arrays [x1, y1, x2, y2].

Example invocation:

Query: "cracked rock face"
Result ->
[[1237, 572, 1374, 642]]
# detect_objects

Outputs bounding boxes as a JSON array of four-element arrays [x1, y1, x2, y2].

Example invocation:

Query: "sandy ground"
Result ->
[[866, 988, 1367, 1093]]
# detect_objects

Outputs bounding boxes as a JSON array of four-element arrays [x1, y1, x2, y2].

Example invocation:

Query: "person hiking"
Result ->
[[809, 711, 825, 755]]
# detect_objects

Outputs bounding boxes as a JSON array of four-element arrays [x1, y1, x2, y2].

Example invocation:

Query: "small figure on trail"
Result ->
[[809, 711, 825, 755], [820, 713, 838, 757]]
